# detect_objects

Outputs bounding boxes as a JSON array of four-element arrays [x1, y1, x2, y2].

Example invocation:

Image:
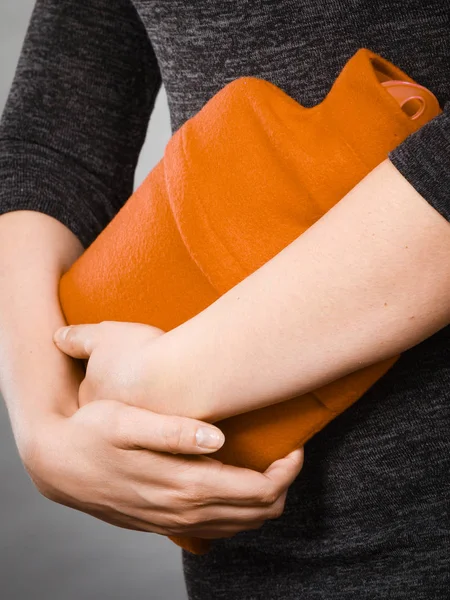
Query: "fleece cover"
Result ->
[[59, 48, 441, 554]]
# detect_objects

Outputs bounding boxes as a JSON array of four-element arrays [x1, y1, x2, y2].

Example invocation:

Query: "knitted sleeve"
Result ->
[[0, 0, 161, 249], [388, 101, 450, 224]]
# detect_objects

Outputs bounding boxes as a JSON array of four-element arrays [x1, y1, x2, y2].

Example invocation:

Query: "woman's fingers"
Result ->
[[30, 400, 299, 542], [71, 401, 300, 537], [108, 402, 225, 455], [195, 447, 304, 507], [53, 320, 164, 359], [262, 448, 304, 490], [184, 520, 266, 539]]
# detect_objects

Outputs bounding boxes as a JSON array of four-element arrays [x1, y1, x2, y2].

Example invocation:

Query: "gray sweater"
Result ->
[[0, 0, 449, 250], [1, 3, 449, 599]]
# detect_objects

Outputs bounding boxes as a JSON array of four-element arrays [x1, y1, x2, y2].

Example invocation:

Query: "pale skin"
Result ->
[[0, 210, 304, 540], [54, 159, 450, 429]]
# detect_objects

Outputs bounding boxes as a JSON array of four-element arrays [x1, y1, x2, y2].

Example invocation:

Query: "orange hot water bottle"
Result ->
[[58, 48, 441, 555]]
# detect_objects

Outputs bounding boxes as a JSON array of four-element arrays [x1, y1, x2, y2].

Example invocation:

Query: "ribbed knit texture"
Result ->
[[0, 2, 449, 598]]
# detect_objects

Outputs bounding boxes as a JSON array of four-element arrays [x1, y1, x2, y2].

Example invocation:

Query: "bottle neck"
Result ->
[[317, 48, 442, 161]]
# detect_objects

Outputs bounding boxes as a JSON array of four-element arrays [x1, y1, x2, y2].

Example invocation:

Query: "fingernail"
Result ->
[[54, 326, 72, 342], [196, 427, 225, 450]]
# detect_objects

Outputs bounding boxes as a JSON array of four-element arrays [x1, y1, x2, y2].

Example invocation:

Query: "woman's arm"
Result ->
[[0, 211, 84, 443], [2, 211, 302, 542], [0, 0, 160, 434], [143, 158, 450, 423], [54, 157, 450, 423]]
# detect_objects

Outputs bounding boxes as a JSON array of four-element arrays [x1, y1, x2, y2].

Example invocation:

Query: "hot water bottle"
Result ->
[[58, 48, 441, 554]]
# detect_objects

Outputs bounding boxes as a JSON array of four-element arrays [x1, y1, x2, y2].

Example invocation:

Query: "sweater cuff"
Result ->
[[388, 104, 450, 223], [0, 140, 122, 250]]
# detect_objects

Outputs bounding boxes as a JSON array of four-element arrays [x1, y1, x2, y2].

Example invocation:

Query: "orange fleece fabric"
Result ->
[[58, 48, 441, 555]]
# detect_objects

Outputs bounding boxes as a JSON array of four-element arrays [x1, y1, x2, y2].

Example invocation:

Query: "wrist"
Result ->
[[143, 328, 212, 422]]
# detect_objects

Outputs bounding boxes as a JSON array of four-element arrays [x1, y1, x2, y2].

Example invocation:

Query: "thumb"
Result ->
[[263, 447, 304, 489], [111, 404, 226, 455], [53, 324, 99, 359]]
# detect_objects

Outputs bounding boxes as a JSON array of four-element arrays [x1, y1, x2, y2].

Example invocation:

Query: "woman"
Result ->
[[0, 1, 449, 598]]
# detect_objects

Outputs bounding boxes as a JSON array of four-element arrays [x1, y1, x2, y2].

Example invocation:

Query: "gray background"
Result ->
[[0, 2, 187, 599]]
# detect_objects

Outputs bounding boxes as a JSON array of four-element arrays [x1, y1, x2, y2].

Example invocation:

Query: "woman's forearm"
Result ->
[[152, 158, 450, 423], [0, 210, 85, 448]]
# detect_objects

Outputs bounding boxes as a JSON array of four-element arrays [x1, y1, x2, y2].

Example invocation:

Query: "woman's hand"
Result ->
[[53, 320, 169, 413], [25, 400, 304, 538]]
